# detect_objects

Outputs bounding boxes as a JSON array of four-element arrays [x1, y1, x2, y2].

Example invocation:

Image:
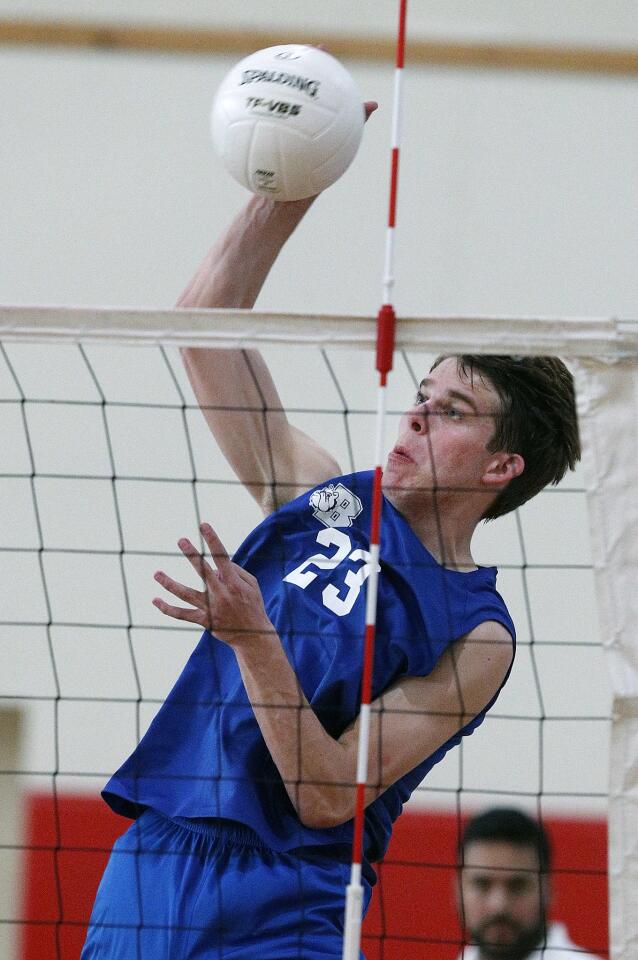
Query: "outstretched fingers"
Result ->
[[152, 523, 245, 631], [198, 523, 233, 578], [152, 569, 209, 624], [153, 569, 204, 606], [152, 595, 204, 623], [177, 535, 219, 584], [152, 521, 273, 643]]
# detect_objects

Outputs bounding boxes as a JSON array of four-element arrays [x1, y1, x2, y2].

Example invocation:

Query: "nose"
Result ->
[[408, 406, 429, 434], [485, 883, 511, 914]]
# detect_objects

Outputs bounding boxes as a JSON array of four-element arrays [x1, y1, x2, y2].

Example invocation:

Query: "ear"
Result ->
[[482, 452, 525, 490]]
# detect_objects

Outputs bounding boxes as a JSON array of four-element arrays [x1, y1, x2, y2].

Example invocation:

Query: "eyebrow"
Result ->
[[419, 378, 479, 414]]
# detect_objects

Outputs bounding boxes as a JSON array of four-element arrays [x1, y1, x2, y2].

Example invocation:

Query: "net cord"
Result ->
[[342, 3, 407, 957], [1, 307, 635, 357]]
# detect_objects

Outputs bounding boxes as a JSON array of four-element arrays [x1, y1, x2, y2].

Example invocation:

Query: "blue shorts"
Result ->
[[81, 809, 371, 959]]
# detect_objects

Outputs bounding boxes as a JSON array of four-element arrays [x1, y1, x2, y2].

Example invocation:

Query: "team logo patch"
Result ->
[[309, 483, 363, 528]]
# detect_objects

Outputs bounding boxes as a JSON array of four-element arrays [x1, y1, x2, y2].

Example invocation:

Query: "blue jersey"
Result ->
[[104, 472, 515, 870]]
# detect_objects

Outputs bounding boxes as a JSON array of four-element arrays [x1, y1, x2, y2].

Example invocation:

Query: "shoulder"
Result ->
[[464, 619, 514, 645], [461, 569, 517, 647], [273, 471, 373, 529], [546, 923, 604, 959], [284, 470, 370, 506], [460, 620, 515, 679]]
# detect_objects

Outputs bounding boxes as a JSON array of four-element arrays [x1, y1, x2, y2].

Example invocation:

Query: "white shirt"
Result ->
[[457, 922, 604, 960]]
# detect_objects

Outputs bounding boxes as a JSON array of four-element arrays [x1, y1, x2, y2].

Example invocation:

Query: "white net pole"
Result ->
[[574, 357, 638, 960]]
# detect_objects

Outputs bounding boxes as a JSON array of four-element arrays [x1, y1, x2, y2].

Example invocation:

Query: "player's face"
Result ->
[[383, 357, 502, 508], [459, 841, 548, 960]]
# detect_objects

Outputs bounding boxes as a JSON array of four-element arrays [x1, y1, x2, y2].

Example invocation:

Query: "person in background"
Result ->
[[457, 808, 604, 960]]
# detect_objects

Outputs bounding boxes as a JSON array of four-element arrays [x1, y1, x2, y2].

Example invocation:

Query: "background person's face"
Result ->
[[459, 841, 549, 960]]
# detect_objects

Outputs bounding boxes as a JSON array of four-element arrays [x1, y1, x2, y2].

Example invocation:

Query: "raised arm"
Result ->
[[179, 101, 377, 514], [178, 195, 340, 515]]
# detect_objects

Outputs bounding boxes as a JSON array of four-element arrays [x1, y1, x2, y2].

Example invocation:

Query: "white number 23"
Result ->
[[283, 528, 379, 617]]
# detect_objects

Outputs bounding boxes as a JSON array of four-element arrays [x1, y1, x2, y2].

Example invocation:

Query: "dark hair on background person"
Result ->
[[430, 355, 581, 520], [460, 807, 552, 876]]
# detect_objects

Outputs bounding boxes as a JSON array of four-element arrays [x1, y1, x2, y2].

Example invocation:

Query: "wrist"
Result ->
[[247, 192, 317, 239], [231, 618, 278, 653]]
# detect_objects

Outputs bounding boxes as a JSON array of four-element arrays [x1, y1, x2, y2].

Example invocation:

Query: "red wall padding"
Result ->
[[20, 795, 608, 959]]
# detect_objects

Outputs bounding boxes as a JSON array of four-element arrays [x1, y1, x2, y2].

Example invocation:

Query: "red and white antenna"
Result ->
[[342, 2, 408, 958]]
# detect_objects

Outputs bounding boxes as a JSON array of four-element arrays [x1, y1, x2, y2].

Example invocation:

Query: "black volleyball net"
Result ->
[[1, 305, 635, 960]]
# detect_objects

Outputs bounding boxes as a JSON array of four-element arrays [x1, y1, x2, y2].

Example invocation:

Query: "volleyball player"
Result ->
[[81, 183, 580, 958]]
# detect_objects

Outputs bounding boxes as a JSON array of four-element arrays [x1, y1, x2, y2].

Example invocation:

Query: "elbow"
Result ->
[[298, 808, 350, 831], [295, 788, 354, 830]]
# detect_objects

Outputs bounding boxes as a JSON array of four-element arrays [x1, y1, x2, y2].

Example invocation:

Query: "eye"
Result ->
[[444, 406, 463, 420], [508, 876, 535, 896], [414, 390, 426, 406], [471, 876, 491, 893]]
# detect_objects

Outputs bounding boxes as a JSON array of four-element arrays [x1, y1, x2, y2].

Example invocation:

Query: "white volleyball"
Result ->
[[211, 45, 365, 201]]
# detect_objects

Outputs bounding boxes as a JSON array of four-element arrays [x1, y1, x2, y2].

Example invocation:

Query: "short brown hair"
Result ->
[[460, 807, 551, 874], [431, 355, 581, 520]]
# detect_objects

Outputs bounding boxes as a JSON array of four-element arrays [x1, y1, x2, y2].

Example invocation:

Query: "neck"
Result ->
[[386, 489, 485, 570]]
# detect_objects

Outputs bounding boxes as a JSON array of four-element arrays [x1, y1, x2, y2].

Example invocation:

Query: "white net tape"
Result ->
[[1, 305, 636, 354]]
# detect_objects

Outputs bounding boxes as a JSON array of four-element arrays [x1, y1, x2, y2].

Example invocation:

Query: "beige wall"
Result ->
[[2, 0, 638, 46], [1, 43, 637, 318]]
